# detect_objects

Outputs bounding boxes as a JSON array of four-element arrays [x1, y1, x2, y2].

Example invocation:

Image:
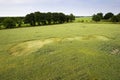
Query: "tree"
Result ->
[[52, 13, 59, 24], [58, 13, 66, 23], [111, 14, 120, 22], [40, 13, 46, 25], [92, 14, 101, 22], [2, 18, 16, 28], [0, 17, 5, 23], [34, 12, 41, 25], [24, 13, 36, 26], [46, 12, 52, 24], [69, 14, 75, 22], [15, 17, 23, 27], [24, 12, 75, 26], [104, 12, 114, 20], [117, 13, 120, 22], [111, 16, 118, 22], [97, 13, 103, 19], [66, 15, 70, 22], [0, 17, 5, 28]]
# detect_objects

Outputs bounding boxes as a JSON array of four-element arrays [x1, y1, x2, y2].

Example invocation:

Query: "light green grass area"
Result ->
[[75, 17, 92, 23], [0, 23, 120, 80], [75, 17, 120, 24]]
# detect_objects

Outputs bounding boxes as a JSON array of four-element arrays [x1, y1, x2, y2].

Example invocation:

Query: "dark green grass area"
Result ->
[[0, 23, 120, 80]]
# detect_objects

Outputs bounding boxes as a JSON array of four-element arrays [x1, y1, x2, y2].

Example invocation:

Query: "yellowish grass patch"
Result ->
[[9, 35, 110, 56]]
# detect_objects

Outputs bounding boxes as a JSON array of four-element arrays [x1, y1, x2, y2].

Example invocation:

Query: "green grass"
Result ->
[[75, 17, 120, 24], [75, 17, 92, 23], [0, 23, 120, 80]]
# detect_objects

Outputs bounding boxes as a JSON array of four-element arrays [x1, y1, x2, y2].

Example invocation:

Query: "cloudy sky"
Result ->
[[0, 0, 120, 16]]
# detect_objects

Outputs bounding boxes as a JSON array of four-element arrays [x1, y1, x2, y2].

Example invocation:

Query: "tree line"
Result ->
[[92, 12, 120, 22], [0, 12, 75, 29]]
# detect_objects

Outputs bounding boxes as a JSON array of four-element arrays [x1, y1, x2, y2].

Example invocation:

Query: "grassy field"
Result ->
[[0, 23, 120, 80], [75, 17, 92, 23]]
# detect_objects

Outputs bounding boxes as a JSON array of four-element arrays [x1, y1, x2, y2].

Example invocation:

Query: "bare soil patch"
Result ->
[[111, 48, 120, 55]]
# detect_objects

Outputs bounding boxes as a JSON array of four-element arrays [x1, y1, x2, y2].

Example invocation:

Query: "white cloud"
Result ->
[[0, 0, 62, 4], [0, 0, 26, 3]]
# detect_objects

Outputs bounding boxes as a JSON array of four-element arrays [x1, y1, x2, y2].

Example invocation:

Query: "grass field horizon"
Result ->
[[0, 22, 120, 80]]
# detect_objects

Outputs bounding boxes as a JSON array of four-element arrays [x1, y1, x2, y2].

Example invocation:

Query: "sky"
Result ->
[[0, 0, 120, 16]]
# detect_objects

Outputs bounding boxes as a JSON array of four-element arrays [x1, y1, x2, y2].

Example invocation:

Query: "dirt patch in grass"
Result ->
[[99, 42, 120, 55], [111, 48, 120, 55], [9, 35, 110, 56]]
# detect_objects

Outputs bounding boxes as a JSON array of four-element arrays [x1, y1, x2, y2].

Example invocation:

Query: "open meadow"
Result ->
[[0, 23, 120, 80], [75, 17, 92, 23]]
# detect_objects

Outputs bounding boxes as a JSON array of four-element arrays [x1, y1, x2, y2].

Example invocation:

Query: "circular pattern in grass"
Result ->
[[9, 35, 110, 56]]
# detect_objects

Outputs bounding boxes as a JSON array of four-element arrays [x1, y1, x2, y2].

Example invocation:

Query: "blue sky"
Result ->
[[0, 0, 120, 16]]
